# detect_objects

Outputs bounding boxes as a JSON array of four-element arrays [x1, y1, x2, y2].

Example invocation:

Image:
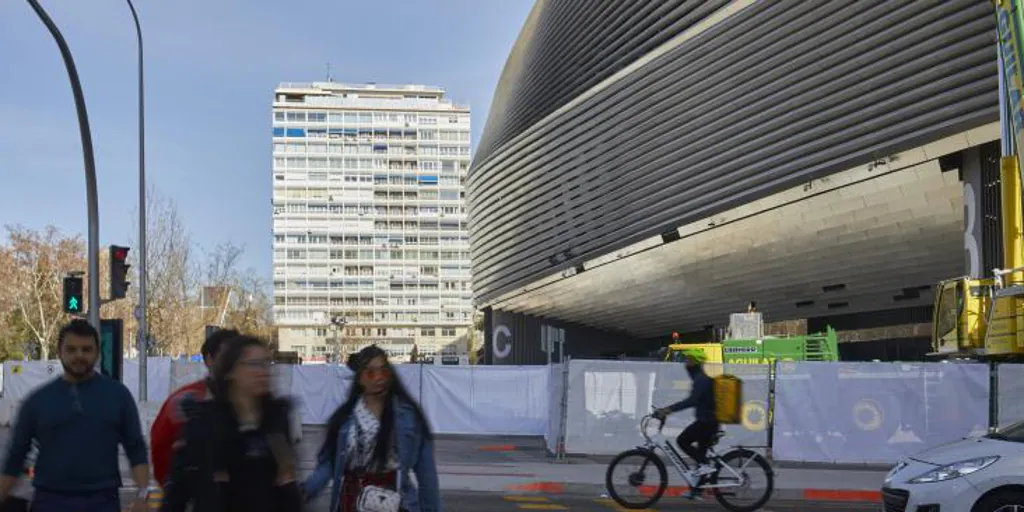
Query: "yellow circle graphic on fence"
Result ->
[[853, 399, 883, 431], [742, 401, 767, 432]]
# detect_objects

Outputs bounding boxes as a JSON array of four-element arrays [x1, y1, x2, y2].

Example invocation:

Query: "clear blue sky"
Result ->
[[0, 0, 532, 279]]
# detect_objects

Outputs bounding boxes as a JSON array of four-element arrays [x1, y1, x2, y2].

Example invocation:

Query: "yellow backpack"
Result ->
[[713, 374, 743, 424]]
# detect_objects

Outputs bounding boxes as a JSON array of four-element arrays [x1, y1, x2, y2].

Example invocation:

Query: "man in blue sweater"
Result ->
[[0, 320, 150, 512]]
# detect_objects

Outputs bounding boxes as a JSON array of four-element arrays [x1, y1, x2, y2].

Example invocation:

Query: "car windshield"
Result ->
[[987, 422, 1024, 443]]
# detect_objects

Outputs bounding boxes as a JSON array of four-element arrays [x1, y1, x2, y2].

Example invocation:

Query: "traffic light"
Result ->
[[99, 319, 123, 381], [63, 276, 84, 314], [109, 245, 130, 299]]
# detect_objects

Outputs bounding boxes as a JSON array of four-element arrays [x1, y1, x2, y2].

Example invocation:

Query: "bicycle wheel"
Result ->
[[605, 448, 668, 510], [711, 448, 774, 512]]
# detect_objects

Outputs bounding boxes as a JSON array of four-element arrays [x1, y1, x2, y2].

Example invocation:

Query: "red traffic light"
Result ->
[[113, 247, 129, 261]]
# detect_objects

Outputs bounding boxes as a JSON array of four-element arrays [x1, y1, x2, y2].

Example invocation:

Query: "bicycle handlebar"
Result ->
[[640, 413, 666, 435]]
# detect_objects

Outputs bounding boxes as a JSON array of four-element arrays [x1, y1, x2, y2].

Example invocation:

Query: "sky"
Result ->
[[0, 0, 533, 280]]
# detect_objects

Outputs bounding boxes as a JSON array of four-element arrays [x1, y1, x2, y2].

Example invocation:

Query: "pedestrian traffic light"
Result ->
[[63, 276, 84, 314], [109, 245, 130, 299]]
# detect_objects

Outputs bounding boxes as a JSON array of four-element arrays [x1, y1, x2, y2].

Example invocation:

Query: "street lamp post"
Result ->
[[26, 0, 101, 332], [125, 0, 148, 401], [330, 315, 347, 363]]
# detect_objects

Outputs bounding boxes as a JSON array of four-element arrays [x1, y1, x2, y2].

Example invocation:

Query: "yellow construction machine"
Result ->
[[932, 0, 1024, 360]]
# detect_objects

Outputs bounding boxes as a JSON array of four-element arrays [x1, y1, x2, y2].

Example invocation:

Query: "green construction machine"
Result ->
[[664, 313, 840, 364]]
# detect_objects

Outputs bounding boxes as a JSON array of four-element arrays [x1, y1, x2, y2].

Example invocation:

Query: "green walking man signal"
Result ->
[[63, 275, 84, 314]]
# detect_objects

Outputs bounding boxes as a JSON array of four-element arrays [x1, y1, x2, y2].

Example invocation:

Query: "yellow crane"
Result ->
[[932, 0, 1024, 360]]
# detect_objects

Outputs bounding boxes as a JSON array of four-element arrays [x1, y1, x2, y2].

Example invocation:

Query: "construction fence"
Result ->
[[554, 360, 1016, 464], [1, 358, 1021, 464], [0, 359, 551, 438]]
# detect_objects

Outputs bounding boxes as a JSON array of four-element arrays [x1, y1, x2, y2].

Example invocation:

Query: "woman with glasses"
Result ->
[[302, 345, 440, 512], [162, 335, 301, 512]]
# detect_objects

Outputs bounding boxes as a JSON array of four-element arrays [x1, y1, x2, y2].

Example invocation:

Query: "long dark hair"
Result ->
[[209, 335, 295, 479], [212, 335, 281, 422], [319, 345, 432, 471]]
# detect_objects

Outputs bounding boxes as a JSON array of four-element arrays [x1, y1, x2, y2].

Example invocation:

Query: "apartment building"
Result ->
[[272, 82, 473, 363]]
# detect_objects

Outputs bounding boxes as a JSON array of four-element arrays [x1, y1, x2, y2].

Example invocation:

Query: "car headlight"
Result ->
[[908, 457, 999, 484], [885, 461, 908, 483]]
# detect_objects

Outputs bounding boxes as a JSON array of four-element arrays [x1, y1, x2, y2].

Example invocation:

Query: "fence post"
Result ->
[[766, 360, 777, 462], [418, 361, 424, 405], [989, 361, 1000, 432], [555, 356, 571, 463]]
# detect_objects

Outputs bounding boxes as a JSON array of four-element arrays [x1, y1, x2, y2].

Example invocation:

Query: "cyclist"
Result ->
[[654, 349, 718, 496]]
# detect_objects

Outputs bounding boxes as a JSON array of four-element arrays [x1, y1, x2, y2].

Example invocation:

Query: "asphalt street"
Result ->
[[435, 491, 879, 511]]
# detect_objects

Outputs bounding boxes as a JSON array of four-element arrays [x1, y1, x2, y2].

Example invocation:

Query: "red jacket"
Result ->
[[150, 379, 211, 487]]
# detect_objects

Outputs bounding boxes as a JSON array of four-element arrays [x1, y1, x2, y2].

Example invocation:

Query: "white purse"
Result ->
[[356, 482, 402, 512], [353, 417, 404, 512]]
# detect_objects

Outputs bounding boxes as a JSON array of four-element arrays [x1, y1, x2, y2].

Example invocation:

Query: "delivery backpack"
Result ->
[[713, 374, 743, 424]]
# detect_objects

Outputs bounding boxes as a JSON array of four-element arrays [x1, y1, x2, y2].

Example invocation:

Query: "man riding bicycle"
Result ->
[[653, 349, 718, 493]]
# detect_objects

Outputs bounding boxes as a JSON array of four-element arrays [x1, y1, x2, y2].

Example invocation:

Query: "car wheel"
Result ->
[[973, 490, 1024, 512]]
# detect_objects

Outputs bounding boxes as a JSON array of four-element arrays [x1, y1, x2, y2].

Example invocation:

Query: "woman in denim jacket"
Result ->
[[302, 345, 441, 512]]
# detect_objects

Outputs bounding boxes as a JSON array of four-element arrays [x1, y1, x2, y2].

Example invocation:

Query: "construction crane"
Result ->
[[931, 0, 1024, 361]]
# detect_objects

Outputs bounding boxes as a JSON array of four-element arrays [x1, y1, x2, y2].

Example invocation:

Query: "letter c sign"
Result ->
[[493, 324, 512, 360]]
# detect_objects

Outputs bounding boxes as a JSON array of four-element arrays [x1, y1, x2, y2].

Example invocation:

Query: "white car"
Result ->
[[883, 421, 1024, 512]]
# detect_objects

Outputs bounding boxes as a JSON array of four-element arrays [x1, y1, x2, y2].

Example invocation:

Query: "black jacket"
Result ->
[[161, 396, 301, 512], [668, 365, 717, 424]]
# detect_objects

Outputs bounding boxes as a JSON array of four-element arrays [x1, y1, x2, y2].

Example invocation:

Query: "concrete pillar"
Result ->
[[962, 146, 985, 278]]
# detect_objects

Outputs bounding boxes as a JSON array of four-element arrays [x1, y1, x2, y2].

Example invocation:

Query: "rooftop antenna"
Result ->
[[326, 62, 333, 82]]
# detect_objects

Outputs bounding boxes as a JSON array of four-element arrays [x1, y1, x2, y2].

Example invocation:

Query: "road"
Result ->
[[437, 491, 878, 511]]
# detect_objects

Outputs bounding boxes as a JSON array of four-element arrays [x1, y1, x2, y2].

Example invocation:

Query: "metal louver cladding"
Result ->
[[475, 0, 731, 160], [468, 0, 999, 307]]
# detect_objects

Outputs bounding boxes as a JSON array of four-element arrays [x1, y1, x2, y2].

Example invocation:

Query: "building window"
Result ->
[[442, 328, 456, 337], [421, 328, 435, 337]]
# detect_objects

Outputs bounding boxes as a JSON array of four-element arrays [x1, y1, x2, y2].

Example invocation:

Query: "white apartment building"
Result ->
[[271, 82, 473, 363]]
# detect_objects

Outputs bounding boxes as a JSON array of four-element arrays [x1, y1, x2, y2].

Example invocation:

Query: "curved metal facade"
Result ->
[[469, 0, 999, 308], [475, 0, 730, 160]]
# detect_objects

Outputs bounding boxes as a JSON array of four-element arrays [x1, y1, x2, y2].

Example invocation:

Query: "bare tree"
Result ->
[[3, 226, 86, 360], [200, 242, 274, 340], [0, 190, 275, 360], [139, 190, 200, 356]]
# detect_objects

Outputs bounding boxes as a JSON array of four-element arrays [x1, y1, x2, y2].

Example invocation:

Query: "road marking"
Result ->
[[478, 444, 518, 452], [505, 496, 551, 502], [505, 482, 565, 493], [594, 497, 657, 511], [503, 496, 568, 510], [803, 489, 882, 502]]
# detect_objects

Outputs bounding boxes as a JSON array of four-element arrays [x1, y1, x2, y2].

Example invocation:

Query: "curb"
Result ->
[[502, 481, 882, 503]]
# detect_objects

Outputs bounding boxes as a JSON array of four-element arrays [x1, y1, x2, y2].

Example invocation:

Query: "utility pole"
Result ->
[[126, 0, 148, 401], [27, 0, 100, 331]]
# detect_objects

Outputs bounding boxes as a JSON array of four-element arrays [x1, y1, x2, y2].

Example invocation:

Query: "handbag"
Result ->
[[356, 482, 401, 512], [353, 416, 403, 512]]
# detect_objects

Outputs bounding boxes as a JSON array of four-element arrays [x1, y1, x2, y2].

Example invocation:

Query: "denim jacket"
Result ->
[[301, 398, 441, 512]]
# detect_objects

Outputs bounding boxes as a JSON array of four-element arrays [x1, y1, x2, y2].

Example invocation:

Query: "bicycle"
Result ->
[[605, 411, 774, 511]]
